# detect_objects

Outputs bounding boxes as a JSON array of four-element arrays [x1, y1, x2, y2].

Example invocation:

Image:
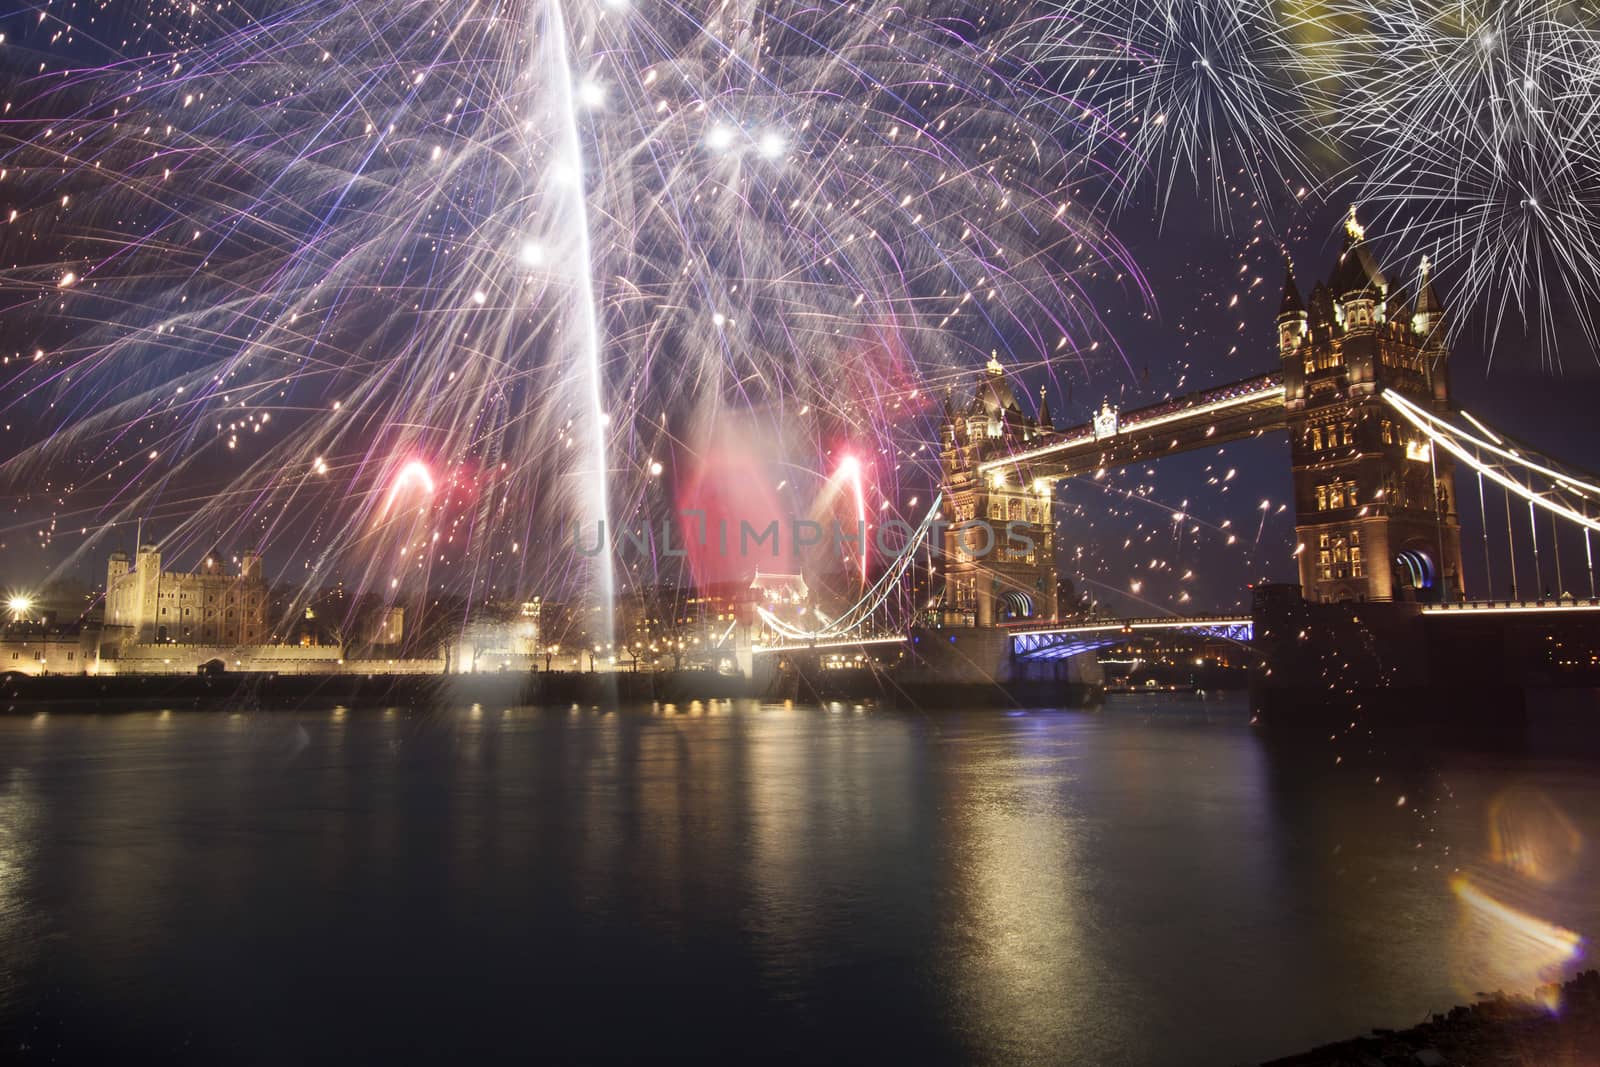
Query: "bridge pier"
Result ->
[[897, 626, 1104, 707], [1250, 582, 1600, 742]]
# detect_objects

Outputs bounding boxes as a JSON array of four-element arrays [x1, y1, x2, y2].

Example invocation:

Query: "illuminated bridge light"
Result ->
[[979, 373, 1285, 473], [1010, 617, 1253, 660]]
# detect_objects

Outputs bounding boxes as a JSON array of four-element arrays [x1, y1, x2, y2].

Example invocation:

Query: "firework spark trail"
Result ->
[[0, 0, 1143, 625], [1017, 0, 1318, 233], [1287, 0, 1600, 365], [537, 0, 615, 642]]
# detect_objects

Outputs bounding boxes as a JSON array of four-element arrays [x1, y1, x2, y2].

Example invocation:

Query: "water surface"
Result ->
[[1, 695, 1595, 1063]]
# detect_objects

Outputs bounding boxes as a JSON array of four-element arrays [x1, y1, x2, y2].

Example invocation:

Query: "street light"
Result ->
[[7, 595, 33, 622]]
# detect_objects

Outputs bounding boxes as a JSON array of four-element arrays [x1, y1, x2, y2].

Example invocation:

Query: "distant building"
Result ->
[[105, 544, 268, 645], [749, 571, 809, 606], [451, 599, 540, 673], [0, 622, 95, 676], [371, 605, 405, 647], [748, 571, 810, 638]]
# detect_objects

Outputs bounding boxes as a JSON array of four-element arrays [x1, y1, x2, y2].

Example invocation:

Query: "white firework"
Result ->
[[1291, 0, 1600, 364], [1019, 0, 1316, 231]]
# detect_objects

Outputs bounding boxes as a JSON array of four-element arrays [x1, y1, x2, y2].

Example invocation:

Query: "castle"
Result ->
[[105, 545, 269, 645]]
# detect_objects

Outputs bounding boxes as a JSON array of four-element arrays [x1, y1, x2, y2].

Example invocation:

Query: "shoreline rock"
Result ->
[[1263, 970, 1599, 1066]]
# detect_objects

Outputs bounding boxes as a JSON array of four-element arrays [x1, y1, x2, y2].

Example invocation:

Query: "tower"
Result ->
[[134, 542, 163, 641], [1279, 210, 1463, 603], [937, 356, 1058, 626]]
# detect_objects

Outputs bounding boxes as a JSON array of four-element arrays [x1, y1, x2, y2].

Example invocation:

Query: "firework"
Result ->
[[1289, 0, 1600, 364], [0, 0, 1142, 625], [1018, 0, 1316, 231]]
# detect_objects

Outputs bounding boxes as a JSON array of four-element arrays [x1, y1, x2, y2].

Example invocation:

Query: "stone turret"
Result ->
[[1277, 263, 1307, 358], [937, 354, 1058, 627], [1279, 209, 1463, 604], [1329, 207, 1387, 334], [1410, 255, 1445, 344]]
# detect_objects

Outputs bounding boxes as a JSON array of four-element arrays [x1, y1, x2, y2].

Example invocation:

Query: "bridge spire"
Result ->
[[1278, 261, 1303, 317], [1038, 384, 1053, 429], [1278, 260, 1309, 358], [1411, 254, 1446, 341], [1344, 203, 1365, 242]]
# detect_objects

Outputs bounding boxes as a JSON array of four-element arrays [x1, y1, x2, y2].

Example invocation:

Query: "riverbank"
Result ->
[[0, 668, 1108, 711], [1264, 970, 1599, 1066], [0, 668, 760, 711]]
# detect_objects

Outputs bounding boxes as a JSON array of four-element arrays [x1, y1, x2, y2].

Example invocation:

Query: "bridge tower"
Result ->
[[938, 356, 1058, 626], [1278, 208, 1464, 602]]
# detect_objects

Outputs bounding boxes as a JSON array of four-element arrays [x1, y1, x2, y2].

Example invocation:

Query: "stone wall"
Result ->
[[94, 642, 446, 676]]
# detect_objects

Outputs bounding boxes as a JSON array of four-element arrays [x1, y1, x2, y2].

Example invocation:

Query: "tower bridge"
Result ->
[[948, 209, 1467, 618], [750, 211, 1600, 714]]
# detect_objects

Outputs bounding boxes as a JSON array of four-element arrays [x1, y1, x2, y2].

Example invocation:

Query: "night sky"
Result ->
[[0, 1, 1595, 618]]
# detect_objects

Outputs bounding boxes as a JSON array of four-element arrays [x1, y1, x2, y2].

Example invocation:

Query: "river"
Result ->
[[1, 694, 1595, 1063]]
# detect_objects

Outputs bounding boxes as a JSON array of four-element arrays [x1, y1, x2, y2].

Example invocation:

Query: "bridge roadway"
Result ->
[[978, 372, 1286, 479], [751, 615, 1256, 661], [1420, 599, 1600, 616], [751, 602, 1600, 652]]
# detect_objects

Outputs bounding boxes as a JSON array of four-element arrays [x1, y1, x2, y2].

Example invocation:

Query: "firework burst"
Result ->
[[1290, 0, 1600, 364], [0, 0, 1142, 618], [1018, 0, 1316, 232]]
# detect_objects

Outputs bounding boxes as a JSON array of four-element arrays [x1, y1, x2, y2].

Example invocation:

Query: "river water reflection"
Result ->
[[1, 695, 1595, 1063]]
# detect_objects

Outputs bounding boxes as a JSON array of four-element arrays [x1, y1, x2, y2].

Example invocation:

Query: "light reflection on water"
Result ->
[[0, 694, 1595, 1064]]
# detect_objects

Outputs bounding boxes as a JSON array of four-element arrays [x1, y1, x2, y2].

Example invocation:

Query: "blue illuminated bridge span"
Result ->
[[1003, 616, 1254, 660], [751, 616, 1254, 661]]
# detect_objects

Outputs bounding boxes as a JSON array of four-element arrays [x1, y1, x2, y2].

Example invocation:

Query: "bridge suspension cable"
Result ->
[[757, 493, 943, 642], [1383, 390, 1598, 598]]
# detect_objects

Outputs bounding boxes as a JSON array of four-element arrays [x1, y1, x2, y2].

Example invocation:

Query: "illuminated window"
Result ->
[[1319, 530, 1361, 580], [1317, 479, 1358, 511], [1310, 347, 1343, 372]]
